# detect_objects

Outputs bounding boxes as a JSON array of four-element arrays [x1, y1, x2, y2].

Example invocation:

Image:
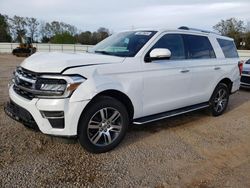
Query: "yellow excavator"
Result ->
[[12, 36, 37, 57]]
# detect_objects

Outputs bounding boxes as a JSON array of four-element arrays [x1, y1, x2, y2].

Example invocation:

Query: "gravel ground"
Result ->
[[0, 54, 250, 188]]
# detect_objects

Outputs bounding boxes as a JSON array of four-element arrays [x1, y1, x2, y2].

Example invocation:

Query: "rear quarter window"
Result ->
[[217, 38, 239, 58]]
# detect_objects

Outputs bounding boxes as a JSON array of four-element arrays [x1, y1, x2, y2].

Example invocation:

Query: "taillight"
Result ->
[[238, 61, 244, 76]]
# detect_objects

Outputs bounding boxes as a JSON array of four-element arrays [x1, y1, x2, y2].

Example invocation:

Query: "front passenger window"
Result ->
[[151, 34, 185, 60]]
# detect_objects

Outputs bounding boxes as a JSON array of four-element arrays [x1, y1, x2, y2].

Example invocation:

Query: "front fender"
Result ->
[[69, 74, 125, 103]]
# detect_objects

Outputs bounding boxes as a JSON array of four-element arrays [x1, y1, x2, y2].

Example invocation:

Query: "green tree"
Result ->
[[76, 31, 92, 44], [41, 36, 50, 43], [0, 14, 11, 42], [76, 28, 109, 45], [91, 32, 99, 45], [40, 21, 78, 43], [97, 27, 110, 41], [243, 32, 250, 50], [50, 32, 76, 44]]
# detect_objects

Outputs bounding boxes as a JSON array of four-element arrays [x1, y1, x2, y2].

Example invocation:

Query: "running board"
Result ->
[[133, 102, 210, 125]]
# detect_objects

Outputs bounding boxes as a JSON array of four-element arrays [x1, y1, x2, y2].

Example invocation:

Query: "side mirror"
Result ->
[[146, 48, 171, 62]]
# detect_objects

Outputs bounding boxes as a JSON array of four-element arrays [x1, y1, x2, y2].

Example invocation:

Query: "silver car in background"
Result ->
[[241, 59, 250, 88]]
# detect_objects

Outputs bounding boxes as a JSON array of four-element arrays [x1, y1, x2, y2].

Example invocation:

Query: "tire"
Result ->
[[78, 96, 129, 153], [209, 83, 229, 116]]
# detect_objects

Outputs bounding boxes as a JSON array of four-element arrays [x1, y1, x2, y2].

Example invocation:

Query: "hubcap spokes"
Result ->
[[214, 88, 227, 113], [87, 107, 122, 146]]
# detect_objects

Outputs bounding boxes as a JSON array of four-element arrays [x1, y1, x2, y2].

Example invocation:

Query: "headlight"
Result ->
[[12, 67, 86, 99], [36, 78, 67, 93], [35, 75, 86, 98]]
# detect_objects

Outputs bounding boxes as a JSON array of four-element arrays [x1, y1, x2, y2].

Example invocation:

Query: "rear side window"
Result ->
[[151, 34, 185, 60], [217, 39, 239, 58], [183, 35, 216, 59]]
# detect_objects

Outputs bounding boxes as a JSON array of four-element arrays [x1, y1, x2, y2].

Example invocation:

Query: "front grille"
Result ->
[[241, 75, 250, 84], [18, 78, 33, 88], [13, 67, 38, 100], [16, 67, 37, 80]]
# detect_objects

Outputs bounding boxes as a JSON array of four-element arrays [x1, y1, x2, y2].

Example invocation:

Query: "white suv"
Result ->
[[5, 27, 242, 153]]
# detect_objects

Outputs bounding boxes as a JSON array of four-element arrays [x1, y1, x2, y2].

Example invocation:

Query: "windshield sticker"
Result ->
[[135, 31, 152, 36]]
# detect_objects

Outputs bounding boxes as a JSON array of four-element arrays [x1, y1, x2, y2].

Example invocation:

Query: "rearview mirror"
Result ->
[[149, 48, 171, 61]]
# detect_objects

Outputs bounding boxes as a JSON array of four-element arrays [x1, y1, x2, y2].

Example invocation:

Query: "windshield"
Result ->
[[89, 31, 157, 57]]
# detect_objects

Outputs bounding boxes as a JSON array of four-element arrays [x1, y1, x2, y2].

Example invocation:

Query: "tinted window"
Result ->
[[246, 59, 250, 64], [183, 35, 216, 59], [217, 38, 238, 58], [151, 34, 185, 60]]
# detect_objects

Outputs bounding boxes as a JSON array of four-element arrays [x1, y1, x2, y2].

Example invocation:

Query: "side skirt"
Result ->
[[133, 102, 210, 125]]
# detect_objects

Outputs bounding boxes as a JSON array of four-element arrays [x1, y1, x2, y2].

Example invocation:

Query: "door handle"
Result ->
[[180, 69, 190, 73], [214, 67, 221, 70]]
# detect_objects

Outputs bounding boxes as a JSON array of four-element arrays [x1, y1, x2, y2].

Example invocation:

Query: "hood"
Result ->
[[21, 52, 125, 73]]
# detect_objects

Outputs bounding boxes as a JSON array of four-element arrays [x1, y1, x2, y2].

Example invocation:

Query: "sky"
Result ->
[[0, 0, 250, 32]]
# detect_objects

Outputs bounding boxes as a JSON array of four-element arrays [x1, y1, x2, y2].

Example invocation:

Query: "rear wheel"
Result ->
[[209, 83, 229, 116], [78, 96, 129, 153]]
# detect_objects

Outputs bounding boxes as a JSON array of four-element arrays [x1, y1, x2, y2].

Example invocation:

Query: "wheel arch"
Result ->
[[218, 77, 233, 93], [77, 89, 134, 135], [95, 90, 134, 121]]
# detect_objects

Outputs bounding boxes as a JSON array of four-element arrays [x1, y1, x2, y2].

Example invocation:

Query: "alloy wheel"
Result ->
[[213, 88, 228, 113], [87, 107, 122, 146]]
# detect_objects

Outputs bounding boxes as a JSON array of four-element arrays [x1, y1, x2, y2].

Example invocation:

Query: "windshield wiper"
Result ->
[[94, 50, 113, 55], [94, 50, 125, 57]]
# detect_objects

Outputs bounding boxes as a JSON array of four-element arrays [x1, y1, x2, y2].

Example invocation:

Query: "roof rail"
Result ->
[[178, 26, 220, 35]]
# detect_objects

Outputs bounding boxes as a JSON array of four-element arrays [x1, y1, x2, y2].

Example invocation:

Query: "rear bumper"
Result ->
[[240, 83, 250, 88], [6, 85, 90, 136], [231, 77, 241, 93]]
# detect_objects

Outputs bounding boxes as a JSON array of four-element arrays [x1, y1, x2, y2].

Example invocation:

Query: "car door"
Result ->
[[142, 33, 193, 116], [181, 34, 222, 104]]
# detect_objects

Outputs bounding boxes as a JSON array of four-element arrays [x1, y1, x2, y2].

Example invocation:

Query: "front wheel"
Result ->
[[209, 83, 229, 116], [78, 96, 129, 153]]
